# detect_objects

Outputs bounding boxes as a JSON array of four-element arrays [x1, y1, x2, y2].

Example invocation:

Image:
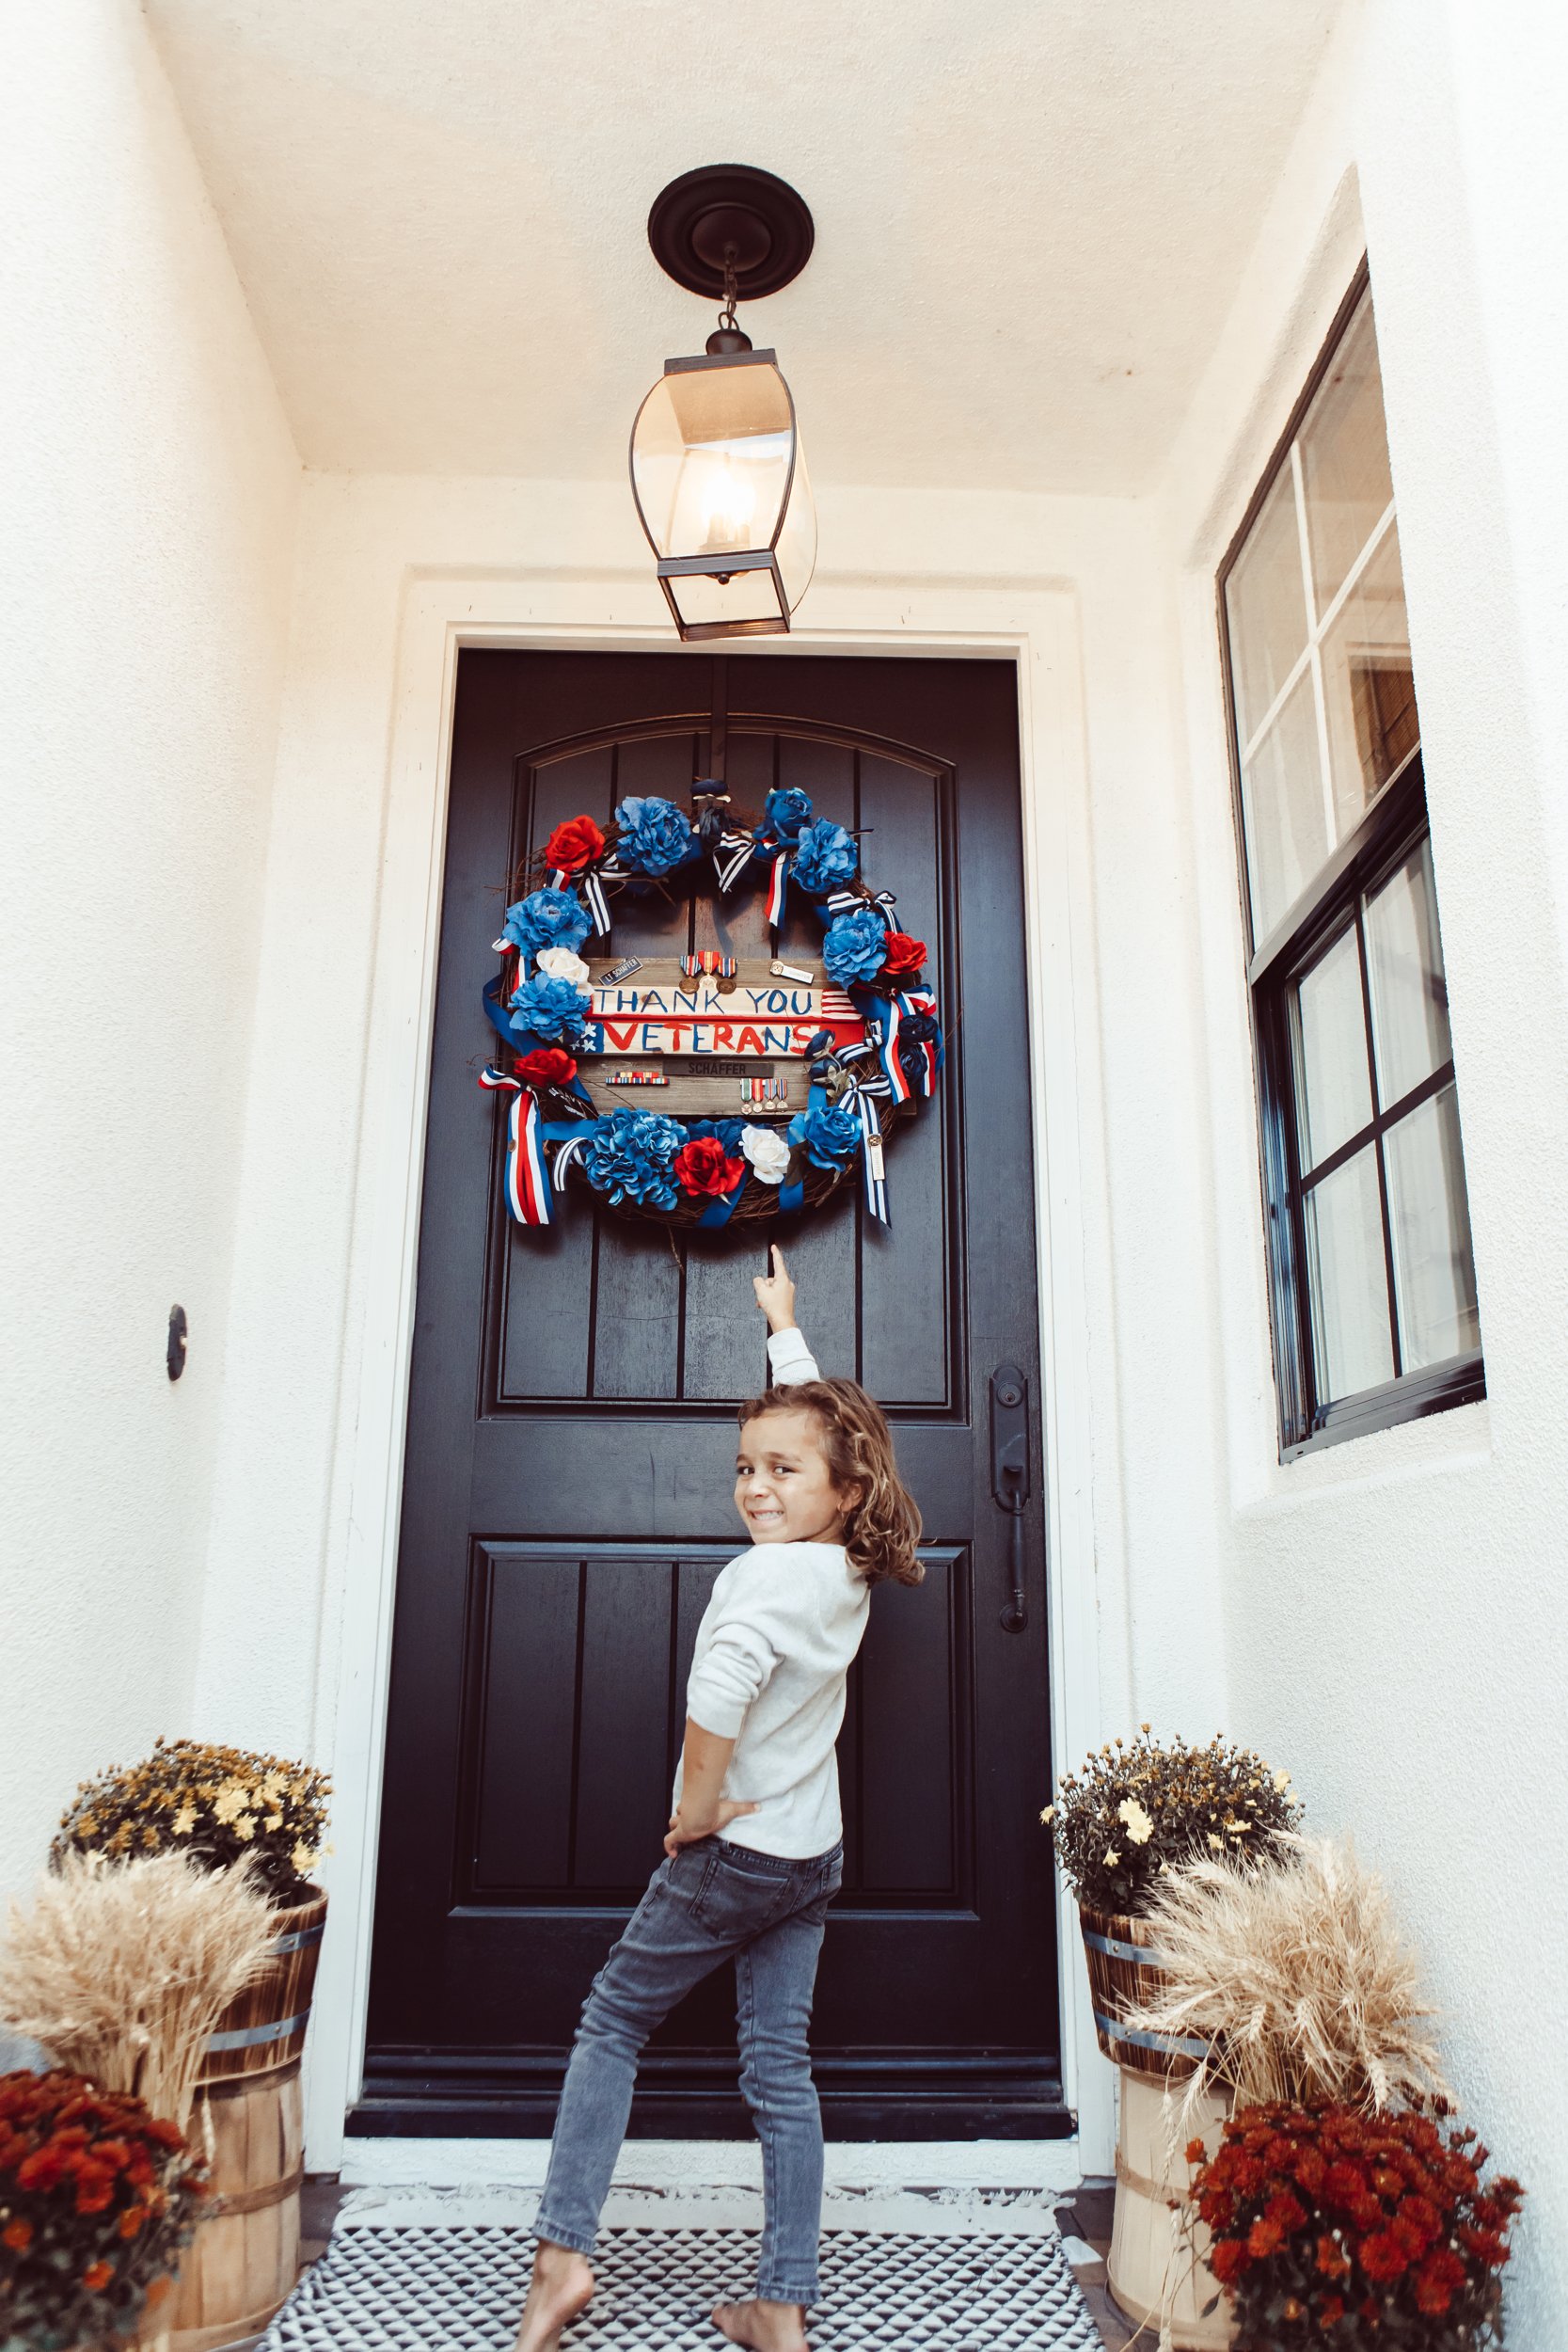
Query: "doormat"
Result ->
[[261, 2222, 1104, 2350]]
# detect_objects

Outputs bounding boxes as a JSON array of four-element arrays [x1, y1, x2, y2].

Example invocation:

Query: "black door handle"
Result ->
[[990, 1363, 1030, 1632]]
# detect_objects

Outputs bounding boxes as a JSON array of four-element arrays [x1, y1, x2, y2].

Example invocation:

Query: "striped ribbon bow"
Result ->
[[692, 785, 757, 894], [548, 861, 614, 938], [823, 887, 897, 929], [806, 1032, 893, 1226], [478, 1068, 553, 1226]]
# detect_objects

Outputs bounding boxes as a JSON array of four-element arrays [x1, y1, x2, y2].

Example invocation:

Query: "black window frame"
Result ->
[[1218, 264, 1486, 1459]]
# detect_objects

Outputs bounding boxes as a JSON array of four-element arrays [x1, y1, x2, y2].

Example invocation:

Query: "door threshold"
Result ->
[[341, 2135, 1085, 2201]]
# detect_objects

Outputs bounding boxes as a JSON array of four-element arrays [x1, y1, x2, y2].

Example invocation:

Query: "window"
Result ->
[[1221, 270, 1484, 1455]]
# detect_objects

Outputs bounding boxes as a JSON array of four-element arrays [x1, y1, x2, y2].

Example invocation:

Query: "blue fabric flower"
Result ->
[[791, 818, 859, 896], [795, 1104, 861, 1170], [500, 886, 592, 966], [582, 1107, 685, 1208], [684, 1117, 749, 1152], [508, 973, 591, 1046], [822, 907, 890, 987], [614, 795, 696, 878], [760, 787, 814, 844]]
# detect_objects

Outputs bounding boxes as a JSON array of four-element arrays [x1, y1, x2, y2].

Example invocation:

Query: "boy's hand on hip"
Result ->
[[665, 1798, 759, 1857], [752, 1244, 797, 1336]]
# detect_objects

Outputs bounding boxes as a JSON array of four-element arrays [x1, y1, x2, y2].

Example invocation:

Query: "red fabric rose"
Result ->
[[879, 929, 927, 977], [673, 1136, 746, 1197], [515, 1048, 578, 1088], [545, 816, 607, 873]]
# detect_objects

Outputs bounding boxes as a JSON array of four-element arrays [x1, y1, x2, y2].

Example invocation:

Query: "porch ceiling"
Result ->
[[146, 0, 1342, 495]]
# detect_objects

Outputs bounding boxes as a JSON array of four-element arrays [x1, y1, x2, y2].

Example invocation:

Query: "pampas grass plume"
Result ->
[[0, 1849, 276, 2129], [1124, 1833, 1449, 2122]]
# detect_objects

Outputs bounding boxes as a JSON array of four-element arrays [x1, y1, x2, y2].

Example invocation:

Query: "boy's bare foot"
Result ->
[[515, 2243, 594, 2352], [712, 2297, 810, 2352]]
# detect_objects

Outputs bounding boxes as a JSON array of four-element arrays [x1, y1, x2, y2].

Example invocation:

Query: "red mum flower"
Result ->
[[1359, 2229, 1411, 2281], [515, 1047, 578, 1087], [1323, 2162, 1370, 2206], [879, 930, 927, 977], [1318, 2294, 1345, 2326], [119, 2204, 147, 2237], [1247, 2216, 1286, 2259], [1459, 2224, 1508, 2269], [1413, 2249, 1465, 2315], [1210, 2238, 1249, 2283], [545, 816, 607, 873], [673, 1136, 746, 1198], [1265, 2189, 1307, 2233], [82, 2261, 113, 2291], [2, 2218, 33, 2250], [1317, 2235, 1352, 2281], [1185, 2138, 1208, 2167]]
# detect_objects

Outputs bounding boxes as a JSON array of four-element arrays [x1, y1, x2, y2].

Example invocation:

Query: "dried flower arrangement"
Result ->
[[0, 1851, 276, 2132], [0, 2069, 206, 2351], [54, 1740, 330, 1910], [1189, 2102, 1524, 2347], [1040, 1726, 1302, 1916], [1122, 1836, 1450, 2124]]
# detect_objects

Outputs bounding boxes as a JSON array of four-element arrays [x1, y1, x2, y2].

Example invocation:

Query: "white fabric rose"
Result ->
[[740, 1124, 792, 1184], [535, 946, 592, 991]]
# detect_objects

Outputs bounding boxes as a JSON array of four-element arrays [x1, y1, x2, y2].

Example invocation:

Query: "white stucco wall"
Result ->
[[0, 3, 300, 1891], [1159, 0, 1568, 2334]]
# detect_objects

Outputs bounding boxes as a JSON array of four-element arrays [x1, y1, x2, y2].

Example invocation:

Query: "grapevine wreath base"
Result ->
[[479, 780, 945, 1232]]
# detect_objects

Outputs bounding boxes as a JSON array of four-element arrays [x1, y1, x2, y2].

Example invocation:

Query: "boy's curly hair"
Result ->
[[738, 1378, 925, 1587]]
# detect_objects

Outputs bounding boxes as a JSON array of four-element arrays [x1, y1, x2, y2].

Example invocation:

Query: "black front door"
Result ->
[[356, 650, 1064, 2139]]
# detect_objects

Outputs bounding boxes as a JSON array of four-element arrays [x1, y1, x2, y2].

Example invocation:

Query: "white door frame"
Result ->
[[305, 565, 1113, 2176]]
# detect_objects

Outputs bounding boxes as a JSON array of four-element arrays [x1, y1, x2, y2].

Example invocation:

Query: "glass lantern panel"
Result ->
[[665, 564, 785, 636], [631, 362, 794, 563], [774, 434, 816, 613]]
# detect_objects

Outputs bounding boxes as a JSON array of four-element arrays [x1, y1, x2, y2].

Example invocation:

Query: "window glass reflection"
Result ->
[[1292, 925, 1372, 1172], [1299, 295, 1396, 612], [1226, 469, 1309, 747], [1242, 670, 1328, 940], [1386, 1087, 1481, 1370], [1305, 1147, 1396, 1401], [1365, 839, 1451, 1109], [1320, 525, 1415, 834]]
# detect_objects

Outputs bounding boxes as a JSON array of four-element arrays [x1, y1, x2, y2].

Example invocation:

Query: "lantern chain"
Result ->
[[717, 244, 741, 336]]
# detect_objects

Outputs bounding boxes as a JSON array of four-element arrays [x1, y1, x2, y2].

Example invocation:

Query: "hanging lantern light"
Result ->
[[631, 166, 817, 643]]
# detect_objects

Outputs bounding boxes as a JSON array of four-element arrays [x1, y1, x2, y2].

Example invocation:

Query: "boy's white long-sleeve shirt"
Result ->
[[672, 1327, 870, 1859]]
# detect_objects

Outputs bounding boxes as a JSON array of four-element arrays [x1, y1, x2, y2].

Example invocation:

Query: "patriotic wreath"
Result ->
[[479, 780, 945, 1231]]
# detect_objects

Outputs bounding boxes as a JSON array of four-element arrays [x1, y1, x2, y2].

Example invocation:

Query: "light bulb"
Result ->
[[700, 453, 756, 556]]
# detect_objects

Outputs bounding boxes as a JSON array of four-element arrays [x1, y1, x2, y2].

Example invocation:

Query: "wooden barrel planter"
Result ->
[[169, 1887, 325, 2352], [1109, 2067, 1233, 2351], [1078, 1903, 1210, 2081]]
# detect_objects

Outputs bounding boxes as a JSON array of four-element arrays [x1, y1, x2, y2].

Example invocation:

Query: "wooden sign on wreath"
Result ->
[[479, 781, 945, 1231]]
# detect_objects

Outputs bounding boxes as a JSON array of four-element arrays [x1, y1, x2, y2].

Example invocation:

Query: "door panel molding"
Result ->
[[307, 576, 1111, 2179]]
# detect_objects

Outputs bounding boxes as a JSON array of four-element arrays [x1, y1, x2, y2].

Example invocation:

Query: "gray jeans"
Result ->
[[536, 1835, 845, 2305]]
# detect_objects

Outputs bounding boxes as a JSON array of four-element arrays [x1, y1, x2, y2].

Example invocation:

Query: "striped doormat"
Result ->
[[261, 2222, 1102, 2350]]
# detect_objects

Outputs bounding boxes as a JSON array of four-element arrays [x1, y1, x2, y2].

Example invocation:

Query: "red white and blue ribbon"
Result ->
[[896, 985, 942, 1097], [479, 1068, 552, 1226], [764, 849, 789, 931]]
